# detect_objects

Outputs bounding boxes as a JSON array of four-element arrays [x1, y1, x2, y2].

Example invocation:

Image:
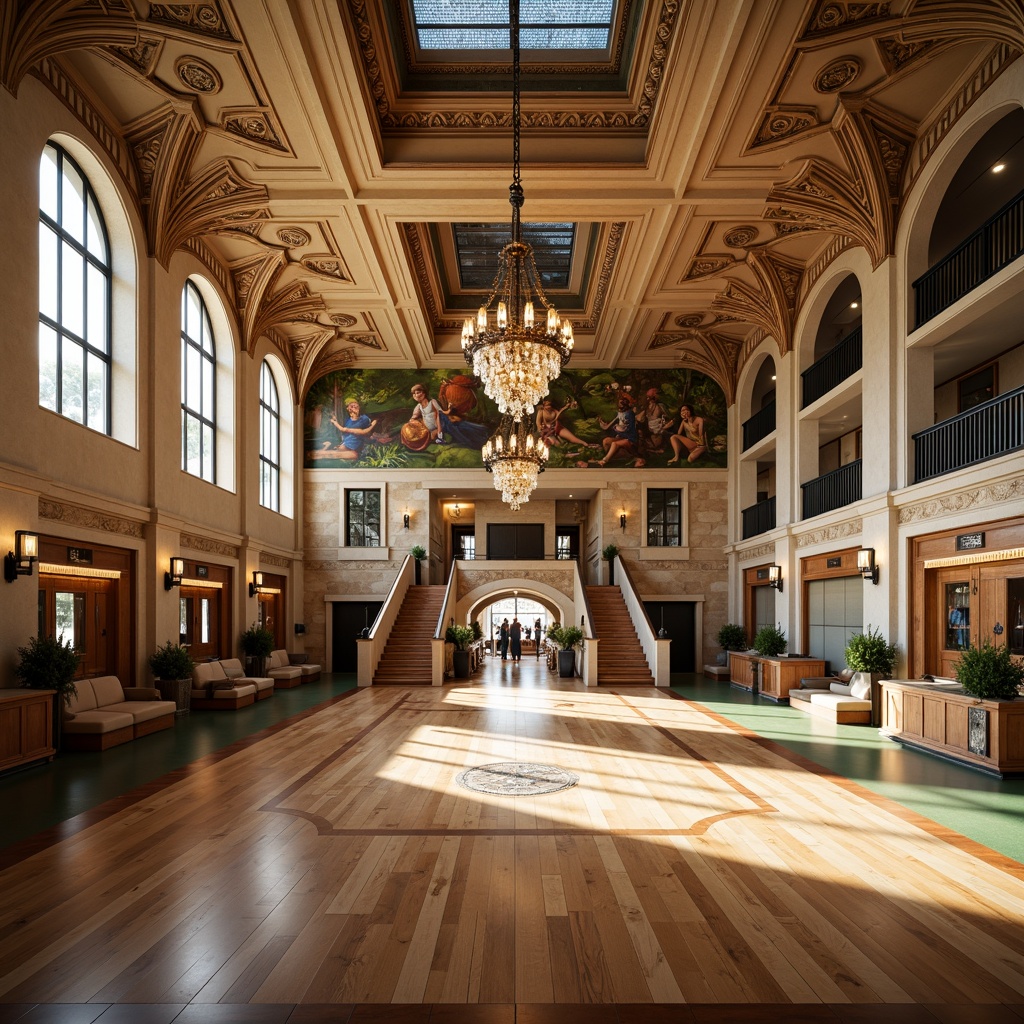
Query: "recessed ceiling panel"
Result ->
[[453, 222, 575, 289]]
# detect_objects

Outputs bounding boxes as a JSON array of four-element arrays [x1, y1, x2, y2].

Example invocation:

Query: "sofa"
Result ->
[[218, 658, 274, 700], [191, 661, 259, 710], [788, 669, 873, 724], [267, 649, 322, 687], [64, 676, 177, 751]]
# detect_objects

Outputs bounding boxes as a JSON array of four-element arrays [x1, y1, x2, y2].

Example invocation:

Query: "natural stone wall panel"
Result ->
[[458, 568, 574, 601]]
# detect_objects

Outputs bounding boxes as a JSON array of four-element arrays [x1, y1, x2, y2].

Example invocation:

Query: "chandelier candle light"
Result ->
[[461, 0, 573, 421], [482, 415, 549, 511]]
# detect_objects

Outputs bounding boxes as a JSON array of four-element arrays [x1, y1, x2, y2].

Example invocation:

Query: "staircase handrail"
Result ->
[[616, 556, 671, 687], [573, 558, 597, 684], [358, 554, 415, 686], [427, 559, 463, 685]]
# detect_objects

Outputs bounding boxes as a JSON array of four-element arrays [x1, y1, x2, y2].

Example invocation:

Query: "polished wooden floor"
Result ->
[[2, 659, 1024, 1024]]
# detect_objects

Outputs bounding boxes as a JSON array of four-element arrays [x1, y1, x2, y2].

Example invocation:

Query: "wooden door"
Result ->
[[38, 574, 117, 678], [932, 566, 974, 679], [979, 563, 1024, 653], [179, 586, 222, 662]]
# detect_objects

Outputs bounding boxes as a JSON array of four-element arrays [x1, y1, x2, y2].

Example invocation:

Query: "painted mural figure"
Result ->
[[592, 395, 642, 467], [536, 398, 598, 450], [405, 383, 488, 451], [668, 404, 708, 463], [638, 387, 674, 455], [328, 398, 377, 461]]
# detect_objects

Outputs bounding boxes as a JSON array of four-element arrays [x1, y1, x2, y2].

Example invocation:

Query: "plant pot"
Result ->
[[557, 649, 576, 678], [156, 677, 192, 716], [414, 560, 422, 585], [245, 655, 267, 677], [453, 649, 471, 679]]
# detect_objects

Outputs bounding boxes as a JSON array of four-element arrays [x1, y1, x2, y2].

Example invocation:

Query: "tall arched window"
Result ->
[[38, 141, 112, 433], [181, 280, 216, 482], [259, 359, 280, 511]]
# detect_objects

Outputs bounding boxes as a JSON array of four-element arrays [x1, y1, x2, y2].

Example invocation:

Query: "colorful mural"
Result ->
[[303, 368, 728, 470]]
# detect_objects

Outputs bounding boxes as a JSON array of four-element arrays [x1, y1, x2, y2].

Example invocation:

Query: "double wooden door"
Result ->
[[931, 560, 1024, 678], [38, 574, 116, 679]]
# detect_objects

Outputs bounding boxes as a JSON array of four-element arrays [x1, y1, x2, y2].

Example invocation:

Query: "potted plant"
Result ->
[[716, 623, 747, 665], [955, 641, 1024, 701], [549, 624, 584, 677], [241, 622, 275, 676], [446, 624, 475, 678], [150, 640, 196, 716], [752, 623, 787, 658], [411, 545, 426, 584], [602, 543, 619, 586], [15, 633, 80, 751], [845, 625, 898, 726]]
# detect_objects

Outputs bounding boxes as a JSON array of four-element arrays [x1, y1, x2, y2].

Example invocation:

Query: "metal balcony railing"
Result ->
[[801, 459, 862, 519], [913, 187, 1024, 327], [742, 399, 776, 451], [801, 327, 862, 408], [913, 383, 1024, 482], [741, 497, 776, 540]]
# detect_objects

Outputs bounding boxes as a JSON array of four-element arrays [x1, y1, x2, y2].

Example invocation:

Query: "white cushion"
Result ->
[[850, 675, 872, 700], [829, 682, 852, 695]]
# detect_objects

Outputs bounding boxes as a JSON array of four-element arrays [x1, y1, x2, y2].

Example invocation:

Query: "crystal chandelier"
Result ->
[[482, 415, 549, 511], [461, 0, 573, 421]]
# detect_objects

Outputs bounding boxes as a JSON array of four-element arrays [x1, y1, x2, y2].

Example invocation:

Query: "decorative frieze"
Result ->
[[38, 499, 144, 539], [796, 519, 862, 546], [899, 479, 1024, 524], [181, 534, 239, 558], [260, 552, 292, 569]]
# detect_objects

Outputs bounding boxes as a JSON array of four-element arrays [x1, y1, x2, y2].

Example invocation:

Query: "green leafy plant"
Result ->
[[602, 543, 619, 561], [548, 625, 584, 650], [149, 640, 195, 680], [955, 641, 1024, 701], [717, 623, 748, 652], [14, 634, 80, 708], [752, 623, 787, 658], [410, 545, 427, 560], [845, 626, 897, 676], [446, 624, 475, 650], [471, 620, 483, 641], [241, 622, 275, 660]]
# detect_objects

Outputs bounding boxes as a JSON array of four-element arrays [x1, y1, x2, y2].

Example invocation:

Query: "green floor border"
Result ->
[[671, 673, 1024, 865]]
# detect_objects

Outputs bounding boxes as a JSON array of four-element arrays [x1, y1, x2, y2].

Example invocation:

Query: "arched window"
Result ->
[[181, 279, 217, 482], [38, 141, 112, 433], [259, 359, 280, 511]]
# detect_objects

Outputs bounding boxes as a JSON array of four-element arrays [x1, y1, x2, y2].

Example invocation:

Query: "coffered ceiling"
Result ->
[[3, 0, 1022, 403]]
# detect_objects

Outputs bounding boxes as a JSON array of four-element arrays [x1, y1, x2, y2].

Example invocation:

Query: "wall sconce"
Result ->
[[4, 530, 39, 583], [858, 547, 880, 585], [619, 510, 627, 531], [448, 503, 462, 520], [164, 556, 184, 591], [768, 564, 783, 592], [403, 510, 410, 529], [249, 570, 267, 597]]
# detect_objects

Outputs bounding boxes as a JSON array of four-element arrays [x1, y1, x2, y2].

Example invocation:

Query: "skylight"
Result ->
[[454, 223, 575, 289], [411, 1, 614, 51]]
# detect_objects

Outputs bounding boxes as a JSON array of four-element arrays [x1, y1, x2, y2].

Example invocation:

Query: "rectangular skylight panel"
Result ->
[[412, 0, 613, 50]]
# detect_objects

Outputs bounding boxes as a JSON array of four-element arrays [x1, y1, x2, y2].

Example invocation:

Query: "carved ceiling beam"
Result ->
[[711, 250, 804, 358], [652, 329, 740, 404], [245, 279, 327, 359], [900, 0, 1024, 51], [0, 0, 140, 95]]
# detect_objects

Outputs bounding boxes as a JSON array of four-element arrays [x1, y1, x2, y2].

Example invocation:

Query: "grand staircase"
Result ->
[[586, 585, 655, 685], [372, 585, 445, 685]]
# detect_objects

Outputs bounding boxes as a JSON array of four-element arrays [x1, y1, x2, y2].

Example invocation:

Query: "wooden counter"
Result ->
[[728, 654, 826, 701], [0, 688, 56, 773]]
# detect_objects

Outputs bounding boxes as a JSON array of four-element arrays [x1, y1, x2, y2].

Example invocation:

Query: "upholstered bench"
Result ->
[[191, 662, 258, 710], [64, 676, 176, 751], [788, 671, 871, 725], [218, 658, 274, 700], [267, 649, 303, 689]]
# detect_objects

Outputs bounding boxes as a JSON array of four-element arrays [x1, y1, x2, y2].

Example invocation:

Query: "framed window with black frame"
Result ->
[[647, 488, 682, 547], [345, 489, 381, 547]]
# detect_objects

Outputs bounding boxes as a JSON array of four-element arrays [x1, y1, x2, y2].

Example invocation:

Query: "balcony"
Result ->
[[801, 327, 862, 408], [742, 399, 776, 452], [741, 497, 776, 540], [802, 460, 862, 519], [913, 187, 1024, 328], [913, 383, 1024, 482]]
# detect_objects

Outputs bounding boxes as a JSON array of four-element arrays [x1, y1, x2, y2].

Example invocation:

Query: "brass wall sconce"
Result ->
[[249, 570, 267, 597], [619, 510, 627, 531], [768, 564, 783, 592], [858, 547, 880, 585], [164, 556, 184, 591], [4, 530, 39, 583]]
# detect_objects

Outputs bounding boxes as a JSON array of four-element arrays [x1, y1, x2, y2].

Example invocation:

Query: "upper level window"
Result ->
[[180, 280, 216, 482], [259, 360, 280, 511], [38, 142, 111, 433], [647, 489, 681, 547], [346, 489, 381, 547]]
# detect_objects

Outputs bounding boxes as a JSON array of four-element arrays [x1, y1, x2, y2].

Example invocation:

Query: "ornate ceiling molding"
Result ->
[[800, 2, 893, 41], [649, 329, 740, 404], [899, 0, 1024, 52]]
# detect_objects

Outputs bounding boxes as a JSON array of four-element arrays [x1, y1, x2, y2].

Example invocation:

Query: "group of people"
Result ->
[[319, 383, 708, 468], [495, 617, 544, 662]]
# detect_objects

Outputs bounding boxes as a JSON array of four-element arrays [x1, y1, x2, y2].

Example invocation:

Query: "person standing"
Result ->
[[499, 618, 509, 660], [534, 618, 543, 659], [509, 618, 523, 662]]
